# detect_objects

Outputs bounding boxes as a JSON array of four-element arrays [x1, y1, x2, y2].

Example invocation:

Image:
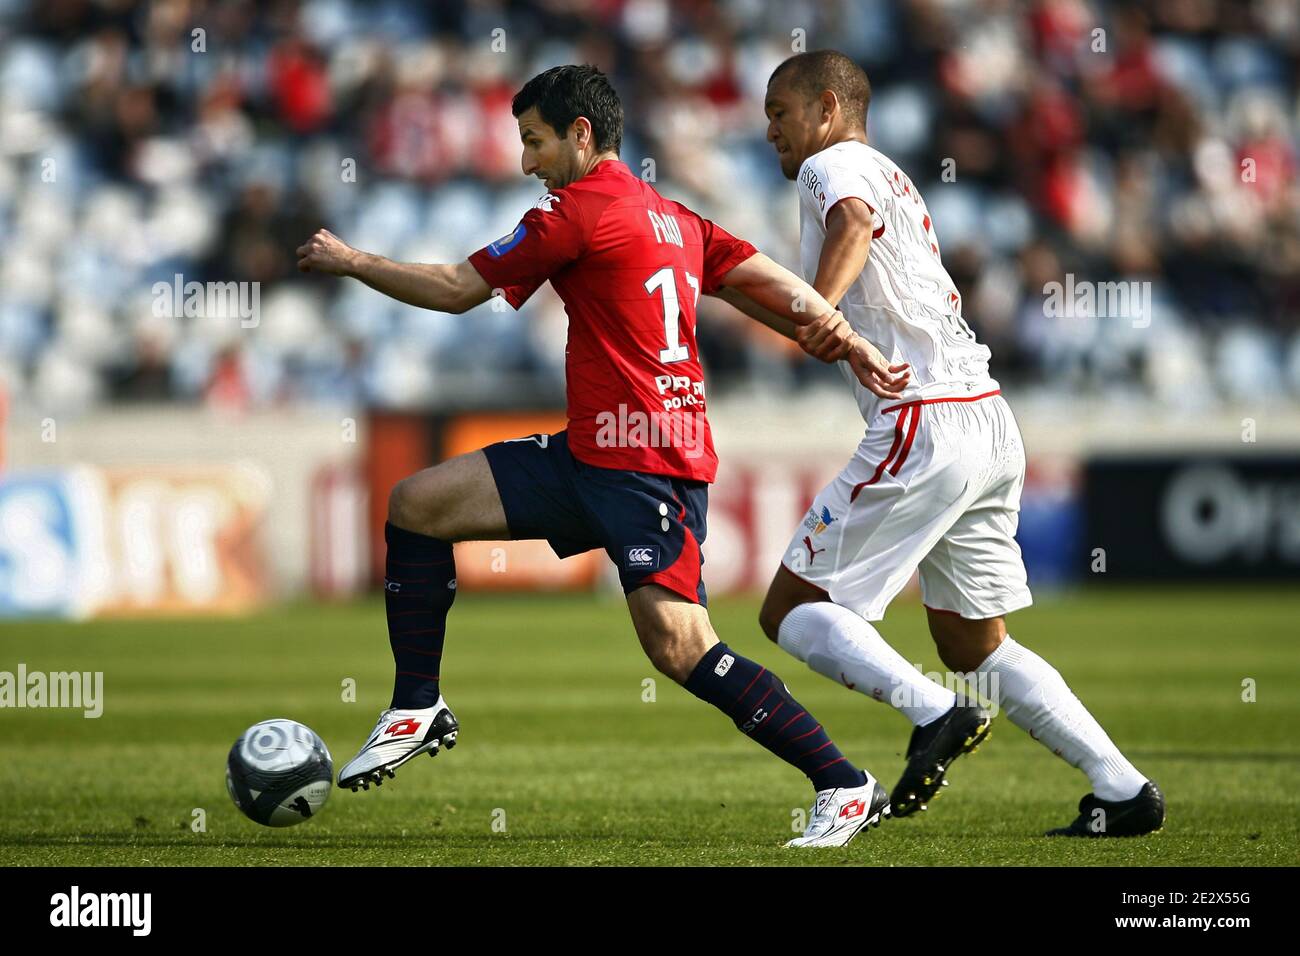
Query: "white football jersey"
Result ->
[[797, 140, 997, 423]]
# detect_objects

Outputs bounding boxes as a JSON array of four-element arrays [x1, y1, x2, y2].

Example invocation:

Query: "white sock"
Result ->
[[977, 636, 1147, 801], [777, 601, 955, 727]]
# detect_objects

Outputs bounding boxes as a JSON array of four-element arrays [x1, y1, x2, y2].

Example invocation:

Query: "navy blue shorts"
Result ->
[[482, 430, 709, 605]]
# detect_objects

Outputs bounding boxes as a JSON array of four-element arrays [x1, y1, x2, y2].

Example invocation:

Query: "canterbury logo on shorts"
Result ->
[[624, 546, 659, 569]]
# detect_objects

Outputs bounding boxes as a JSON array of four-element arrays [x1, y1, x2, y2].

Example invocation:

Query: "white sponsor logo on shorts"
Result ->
[[625, 546, 659, 569]]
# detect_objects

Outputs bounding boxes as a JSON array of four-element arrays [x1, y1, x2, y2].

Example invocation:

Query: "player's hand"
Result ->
[[847, 335, 910, 400], [796, 309, 856, 362], [296, 228, 359, 276]]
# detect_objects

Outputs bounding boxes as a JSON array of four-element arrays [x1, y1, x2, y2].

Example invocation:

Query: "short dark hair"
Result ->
[[511, 64, 623, 154], [769, 50, 871, 129]]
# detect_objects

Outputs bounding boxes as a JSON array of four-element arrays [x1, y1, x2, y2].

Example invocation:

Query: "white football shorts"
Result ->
[[782, 390, 1033, 621]]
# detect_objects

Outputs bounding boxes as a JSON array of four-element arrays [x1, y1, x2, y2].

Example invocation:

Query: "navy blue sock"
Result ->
[[684, 643, 866, 791], [384, 521, 456, 710]]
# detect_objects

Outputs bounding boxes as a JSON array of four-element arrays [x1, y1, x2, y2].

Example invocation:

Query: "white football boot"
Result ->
[[785, 773, 890, 848], [337, 697, 459, 791]]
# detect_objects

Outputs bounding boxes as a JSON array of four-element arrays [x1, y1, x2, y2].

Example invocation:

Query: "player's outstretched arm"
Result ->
[[296, 228, 493, 315], [720, 252, 872, 363], [719, 251, 909, 400], [718, 252, 842, 342], [709, 286, 798, 342]]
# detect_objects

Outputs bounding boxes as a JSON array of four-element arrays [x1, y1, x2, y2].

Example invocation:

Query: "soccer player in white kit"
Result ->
[[718, 51, 1164, 837]]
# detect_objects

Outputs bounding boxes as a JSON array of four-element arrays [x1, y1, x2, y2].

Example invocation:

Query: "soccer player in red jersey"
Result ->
[[297, 65, 909, 846]]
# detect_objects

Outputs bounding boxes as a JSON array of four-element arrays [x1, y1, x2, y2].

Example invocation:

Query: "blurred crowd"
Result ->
[[1, 0, 1298, 413]]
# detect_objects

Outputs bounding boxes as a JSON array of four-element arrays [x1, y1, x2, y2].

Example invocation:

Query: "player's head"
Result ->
[[765, 50, 871, 180], [512, 64, 623, 190]]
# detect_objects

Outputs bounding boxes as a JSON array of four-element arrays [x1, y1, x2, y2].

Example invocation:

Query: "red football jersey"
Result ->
[[468, 159, 756, 482]]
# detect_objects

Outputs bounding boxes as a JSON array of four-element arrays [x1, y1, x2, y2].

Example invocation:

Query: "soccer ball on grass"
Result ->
[[226, 718, 333, 827]]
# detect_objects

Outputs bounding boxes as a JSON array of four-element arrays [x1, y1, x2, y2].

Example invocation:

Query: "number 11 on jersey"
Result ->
[[644, 267, 699, 364]]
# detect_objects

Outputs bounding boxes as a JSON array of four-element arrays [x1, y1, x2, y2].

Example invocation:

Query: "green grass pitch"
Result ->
[[2, 587, 1297, 866]]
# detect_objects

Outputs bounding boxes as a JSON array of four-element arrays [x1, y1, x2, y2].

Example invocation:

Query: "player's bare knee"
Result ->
[[927, 611, 1005, 672], [386, 477, 421, 531], [758, 594, 789, 644], [636, 615, 713, 683], [387, 479, 412, 526], [649, 651, 686, 683], [930, 627, 976, 672], [641, 632, 692, 683], [759, 570, 824, 643], [934, 636, 970, 674], [388, 475, 450, 537]]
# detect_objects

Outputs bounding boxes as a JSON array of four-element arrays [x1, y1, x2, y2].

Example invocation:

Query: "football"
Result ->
[[226, 719, 334, 828]]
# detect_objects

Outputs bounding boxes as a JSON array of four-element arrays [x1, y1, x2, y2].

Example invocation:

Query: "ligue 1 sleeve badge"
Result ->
[[487, 223, 527, 258]]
